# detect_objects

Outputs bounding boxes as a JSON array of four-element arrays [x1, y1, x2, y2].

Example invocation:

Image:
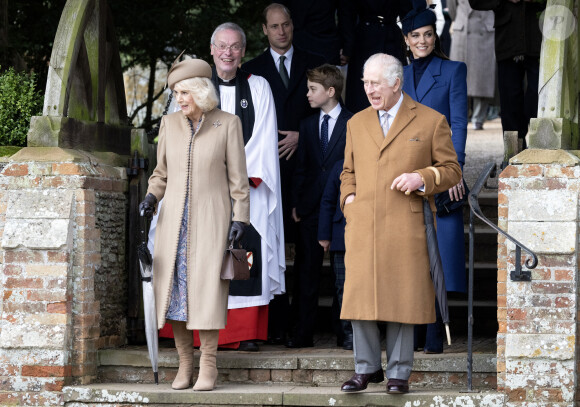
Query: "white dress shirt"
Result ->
[[270, 46, 294, 78], [320, 103, 342, 142]]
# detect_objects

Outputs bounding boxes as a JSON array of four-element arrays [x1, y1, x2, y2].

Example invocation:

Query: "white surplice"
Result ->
[[219, 74, 286, 308]]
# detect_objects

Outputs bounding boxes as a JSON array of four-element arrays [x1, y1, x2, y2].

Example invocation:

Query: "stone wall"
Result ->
[[0, 147, 128, 405], [497, 153, 579, 406]]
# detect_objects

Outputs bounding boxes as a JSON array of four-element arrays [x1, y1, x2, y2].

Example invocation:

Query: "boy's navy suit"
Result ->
[[292, 108, 352, 218], [289, 106, 352, 346]]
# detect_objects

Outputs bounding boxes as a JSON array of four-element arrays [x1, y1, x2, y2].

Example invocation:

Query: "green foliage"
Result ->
[[0, 67, 42, 146]]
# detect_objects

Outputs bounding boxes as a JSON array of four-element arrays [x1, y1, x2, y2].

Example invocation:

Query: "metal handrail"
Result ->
[[468, 163, 538, 280], [465, 162, 538, 392]]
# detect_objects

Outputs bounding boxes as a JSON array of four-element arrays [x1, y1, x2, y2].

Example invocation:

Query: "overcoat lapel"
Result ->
[[361, 108, 385, 149], [382, 93, 417, 152], [415, 57, 442, 102], [288, 49, 306, 94]]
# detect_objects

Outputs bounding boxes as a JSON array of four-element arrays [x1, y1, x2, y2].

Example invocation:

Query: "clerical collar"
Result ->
[[218, 77, 236, 86]]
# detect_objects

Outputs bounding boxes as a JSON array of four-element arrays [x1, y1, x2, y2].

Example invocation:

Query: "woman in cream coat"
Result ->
[[140, 59, 250, 391]]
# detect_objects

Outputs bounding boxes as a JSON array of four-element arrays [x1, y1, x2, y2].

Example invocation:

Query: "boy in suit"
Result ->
[[287, 64, 353, 348], [317, 159, 352, 350]]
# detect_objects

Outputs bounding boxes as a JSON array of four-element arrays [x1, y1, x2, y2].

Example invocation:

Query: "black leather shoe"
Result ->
[[342, 332, 353, 350], [386, 378, 409, 394], [237, 340, 259, 352], [266, 336, 285, 345], [285, 337, 313, 348], [340, 370, 384, 392]]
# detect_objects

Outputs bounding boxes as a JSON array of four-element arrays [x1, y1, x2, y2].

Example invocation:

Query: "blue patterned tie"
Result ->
[[321, 114, 330, 157]]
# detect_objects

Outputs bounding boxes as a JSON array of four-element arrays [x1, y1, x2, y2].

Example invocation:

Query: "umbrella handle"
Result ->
[[445, 323, 451, 346]]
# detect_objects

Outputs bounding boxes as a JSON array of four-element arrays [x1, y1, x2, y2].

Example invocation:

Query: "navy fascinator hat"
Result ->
[[401, 0, 437, 35]]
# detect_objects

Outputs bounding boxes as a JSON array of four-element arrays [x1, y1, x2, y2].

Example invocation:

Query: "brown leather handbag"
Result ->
[[220, 241, 250, 281]]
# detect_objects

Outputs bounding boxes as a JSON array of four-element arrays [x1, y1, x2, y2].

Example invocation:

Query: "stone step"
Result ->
[[97, 345, 496, 389], [63, 382, 506, 406]]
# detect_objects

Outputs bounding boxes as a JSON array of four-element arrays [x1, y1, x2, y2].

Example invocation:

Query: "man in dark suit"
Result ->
[[289, 65, 352, 348], [280, 0, 351, 65], [242, 2, 326, 344]]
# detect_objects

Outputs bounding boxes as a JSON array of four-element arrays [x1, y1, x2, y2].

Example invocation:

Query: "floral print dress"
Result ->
[[165, 117, 201, 321]]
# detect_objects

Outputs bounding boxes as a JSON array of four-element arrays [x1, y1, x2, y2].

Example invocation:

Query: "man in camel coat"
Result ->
[[339, 53, 461, 394]]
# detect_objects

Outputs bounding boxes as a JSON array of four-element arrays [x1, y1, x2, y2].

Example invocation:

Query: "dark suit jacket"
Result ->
[[281, 0, 351, 65], [242, 46, 327, 134], [317, 159, 346, 251], [343, 0, 412, 113], [292, 107, 352, 219]]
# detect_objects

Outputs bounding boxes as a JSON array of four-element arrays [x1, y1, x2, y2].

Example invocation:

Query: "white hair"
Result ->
[[363, 54, 404, 87], [174, 77, 219, 112], [210, 22, 246, 47]]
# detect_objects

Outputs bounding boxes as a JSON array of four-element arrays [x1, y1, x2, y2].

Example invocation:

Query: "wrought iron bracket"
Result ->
[[510, 245, 532, 281], [127, 150, 149, 177]]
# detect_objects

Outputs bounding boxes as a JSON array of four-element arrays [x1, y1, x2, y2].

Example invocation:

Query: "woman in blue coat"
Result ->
[[401, 0, 468, 354]]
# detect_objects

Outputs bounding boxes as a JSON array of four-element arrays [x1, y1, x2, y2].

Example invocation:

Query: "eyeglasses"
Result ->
[[213, 43, 243, 53]]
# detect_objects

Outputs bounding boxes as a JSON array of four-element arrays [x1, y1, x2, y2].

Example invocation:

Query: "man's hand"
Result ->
[[344, 194, 355, 205], [448, 179, 465, 201], [319, 240, 331, 252], [292, 207, 301, 223], [391, 173, 424, 195], [278, 130, 299, 160]]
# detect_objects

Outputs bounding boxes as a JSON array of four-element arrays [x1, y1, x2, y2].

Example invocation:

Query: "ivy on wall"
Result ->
[[0, 66, 42, 146]]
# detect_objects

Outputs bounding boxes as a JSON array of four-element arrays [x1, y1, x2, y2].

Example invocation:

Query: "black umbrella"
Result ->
[[422, 199, 451, 345], [138, 212, 159, 384]]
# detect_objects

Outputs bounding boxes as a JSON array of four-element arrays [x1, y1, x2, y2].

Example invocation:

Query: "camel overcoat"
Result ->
[[339, 93, 461, 324], [147, 109, 250, 330]]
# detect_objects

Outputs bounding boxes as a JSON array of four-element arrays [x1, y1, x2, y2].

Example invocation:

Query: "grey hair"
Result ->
[[363, 53, 404, 88], [174, 77, 219, 112], [210, 22, 247, 48]]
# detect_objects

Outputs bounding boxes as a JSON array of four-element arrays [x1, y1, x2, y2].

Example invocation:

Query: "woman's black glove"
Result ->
[[228, 221, 245, 243], [139, 193, 157, 218]]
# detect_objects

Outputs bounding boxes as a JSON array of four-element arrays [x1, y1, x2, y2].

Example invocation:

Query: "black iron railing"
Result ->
[[465, 162, 538, 391]]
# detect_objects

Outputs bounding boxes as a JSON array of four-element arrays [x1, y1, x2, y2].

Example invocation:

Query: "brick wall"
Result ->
[[498, 162, 578, 405], [0, 149, 128, 405]]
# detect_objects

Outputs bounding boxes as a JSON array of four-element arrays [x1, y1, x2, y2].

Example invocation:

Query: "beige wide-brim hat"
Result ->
[[167, 58, 212, 90]]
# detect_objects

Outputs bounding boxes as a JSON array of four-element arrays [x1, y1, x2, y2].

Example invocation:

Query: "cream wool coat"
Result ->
[[340, 93, 461, 324], [147, 109, 250, 330]]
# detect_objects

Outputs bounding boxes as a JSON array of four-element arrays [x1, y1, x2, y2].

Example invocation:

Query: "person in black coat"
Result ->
[[242, 2, 327, 344], [342, 0, 413, 113], [469, 0, 545, 147], [280, 0, 351, 65]]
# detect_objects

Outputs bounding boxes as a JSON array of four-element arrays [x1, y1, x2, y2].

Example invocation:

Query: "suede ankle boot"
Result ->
[[193, 329, 219, 391], [171, 321, 194, 390]]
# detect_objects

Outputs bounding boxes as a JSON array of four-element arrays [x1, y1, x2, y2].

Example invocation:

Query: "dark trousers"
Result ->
[[291, 215, 324, 341], [331, 251, 352, 341], [497, 56, 540, 143], [414, 301, 444, 353]]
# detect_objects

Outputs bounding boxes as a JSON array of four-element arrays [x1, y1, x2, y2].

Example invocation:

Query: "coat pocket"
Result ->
[[410, 198, 423, 213]]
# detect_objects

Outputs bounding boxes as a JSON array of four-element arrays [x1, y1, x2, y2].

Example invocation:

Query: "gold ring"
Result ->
[[405, 190, 411, 196]]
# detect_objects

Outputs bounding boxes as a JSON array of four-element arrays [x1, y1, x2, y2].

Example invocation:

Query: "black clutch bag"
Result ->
[[434, 179, 469, 217]]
